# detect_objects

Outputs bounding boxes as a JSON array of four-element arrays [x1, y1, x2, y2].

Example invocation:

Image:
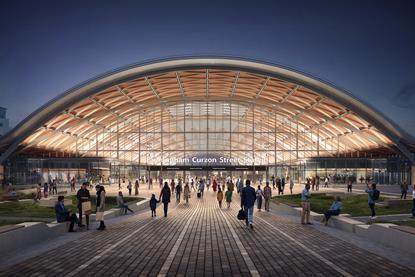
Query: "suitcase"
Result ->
[[197, 192, 201, 198]]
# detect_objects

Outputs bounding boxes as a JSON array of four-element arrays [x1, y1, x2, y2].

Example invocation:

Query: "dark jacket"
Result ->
[[76, 188, 90, 206], [55, 202, 69, 223], [241, 186, 256, 207], [160, 186, 171, 203], [150, 197, 160, 210]]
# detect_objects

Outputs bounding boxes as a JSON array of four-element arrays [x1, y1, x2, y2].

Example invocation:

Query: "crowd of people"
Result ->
[[44, 175, 415, 232]]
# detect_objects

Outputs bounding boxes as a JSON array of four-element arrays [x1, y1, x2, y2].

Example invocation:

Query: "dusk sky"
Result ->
[[1, 0, 415, 135]]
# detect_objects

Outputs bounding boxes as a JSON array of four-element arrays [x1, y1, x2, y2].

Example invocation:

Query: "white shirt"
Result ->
[[413, 189, 415, 199]]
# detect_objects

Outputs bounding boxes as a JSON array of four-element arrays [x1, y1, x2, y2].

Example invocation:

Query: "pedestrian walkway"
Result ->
[[0, 190, 413, 276]]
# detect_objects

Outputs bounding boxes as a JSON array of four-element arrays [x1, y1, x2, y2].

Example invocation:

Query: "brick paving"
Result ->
[[0, 190, 414, 277]]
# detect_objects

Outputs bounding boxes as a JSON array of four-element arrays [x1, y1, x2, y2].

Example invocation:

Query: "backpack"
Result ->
[[373, 189, 380, 201]]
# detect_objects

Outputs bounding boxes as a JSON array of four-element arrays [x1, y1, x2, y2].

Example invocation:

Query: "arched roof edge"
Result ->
[[0, 55, 413, 163]]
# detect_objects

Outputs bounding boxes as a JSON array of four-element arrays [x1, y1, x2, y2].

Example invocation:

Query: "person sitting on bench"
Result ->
[[116, 191, 134, 214], [55, 196, 78, 232], [321, 196, 342, 226]]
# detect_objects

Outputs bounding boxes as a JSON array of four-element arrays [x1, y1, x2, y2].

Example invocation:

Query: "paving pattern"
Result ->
[[0, 190, 414, 277]]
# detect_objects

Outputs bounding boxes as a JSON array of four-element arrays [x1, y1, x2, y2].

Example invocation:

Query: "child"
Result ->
[[149, 194, 160, 217], [225, 187, 232, 209], [217, 187, 224, 208]]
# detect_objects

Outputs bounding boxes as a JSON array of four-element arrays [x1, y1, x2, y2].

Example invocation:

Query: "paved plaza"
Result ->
[[1, 188, 414, 277]]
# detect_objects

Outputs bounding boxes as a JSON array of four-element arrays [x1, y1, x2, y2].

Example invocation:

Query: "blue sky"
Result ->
[[1, 0, 414, 135]]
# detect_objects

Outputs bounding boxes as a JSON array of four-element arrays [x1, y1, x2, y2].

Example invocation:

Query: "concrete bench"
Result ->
[[327, 215, 363, 233], [386, 199, 413, 207], [390, 225, 415, 235], [0, 224, 24, 234], [4, 196, 18, 201], [355, 223, 415, 255], [0, 222, 69, 254]]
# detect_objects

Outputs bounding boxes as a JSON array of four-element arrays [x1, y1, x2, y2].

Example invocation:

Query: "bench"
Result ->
[[0, 224, 24, 234], [355, 223, 415, 255], [327, 215, 363, 233], [386, 199, 413, 207], [390, 225, 415, 235]]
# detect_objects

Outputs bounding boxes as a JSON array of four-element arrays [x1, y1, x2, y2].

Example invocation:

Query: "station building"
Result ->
[[0, 57, 414, 186]]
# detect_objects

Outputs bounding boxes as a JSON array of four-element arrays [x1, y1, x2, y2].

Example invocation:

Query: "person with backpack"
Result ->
[[365, 183, 379, 220]]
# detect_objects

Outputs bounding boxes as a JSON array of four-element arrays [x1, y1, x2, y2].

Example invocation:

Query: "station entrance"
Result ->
[[147, 165, 267, 185]]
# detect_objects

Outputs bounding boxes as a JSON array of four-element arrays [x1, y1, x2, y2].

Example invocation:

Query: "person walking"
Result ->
[[170, 179, 176, 196], [289, 177, 294, 194], [321, 196, 342, 226], [347, 179, 353, 193], [70, 177, 76, 192], [198, 179, 205, 198], [316, 176, 320, 191], [228, 180, 235, 192], [272, 176, 276, 190], [176, 181, 182, 203], [191, 178, 195, 191], [311, 177, 315, 191], [212, 179, 218, 192], [53, 179, 58, 195], [277, 178, 282, 195], [365, 183, 379, 220], [217, 187, 224, 208], [401, 180, 408, 199], [127, 180, 132, 196], [301, 183, 311, 225], [263, 182, 272, 212], [324, 176, 329, 188], [225, 187, 232, 209], [76, 182, 91, 230], [183, 182, 191, 204], [135, 180, 139, 196], [256, 185, 264, 211], [43, 182, 49, 198], [96, 185, 106, 230], [241, 180, 256, 229], [281, 178, 285, 195], [36, 183, 42, 200], [149, 194, 160, 217], [412, 184, 415, 218], [159, 182, 171, 217]]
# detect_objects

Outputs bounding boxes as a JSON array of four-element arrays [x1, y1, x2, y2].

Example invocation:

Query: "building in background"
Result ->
[[0, 107, 10, 137]]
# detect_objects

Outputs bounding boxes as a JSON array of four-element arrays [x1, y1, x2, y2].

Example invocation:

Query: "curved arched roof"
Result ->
[[0, 57, 413, 164]]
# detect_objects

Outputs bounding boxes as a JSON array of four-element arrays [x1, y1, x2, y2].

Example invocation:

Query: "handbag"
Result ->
[[237, 209, 246, 220], [96, 211, 104, 221], [82, 201, 92, 215]]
